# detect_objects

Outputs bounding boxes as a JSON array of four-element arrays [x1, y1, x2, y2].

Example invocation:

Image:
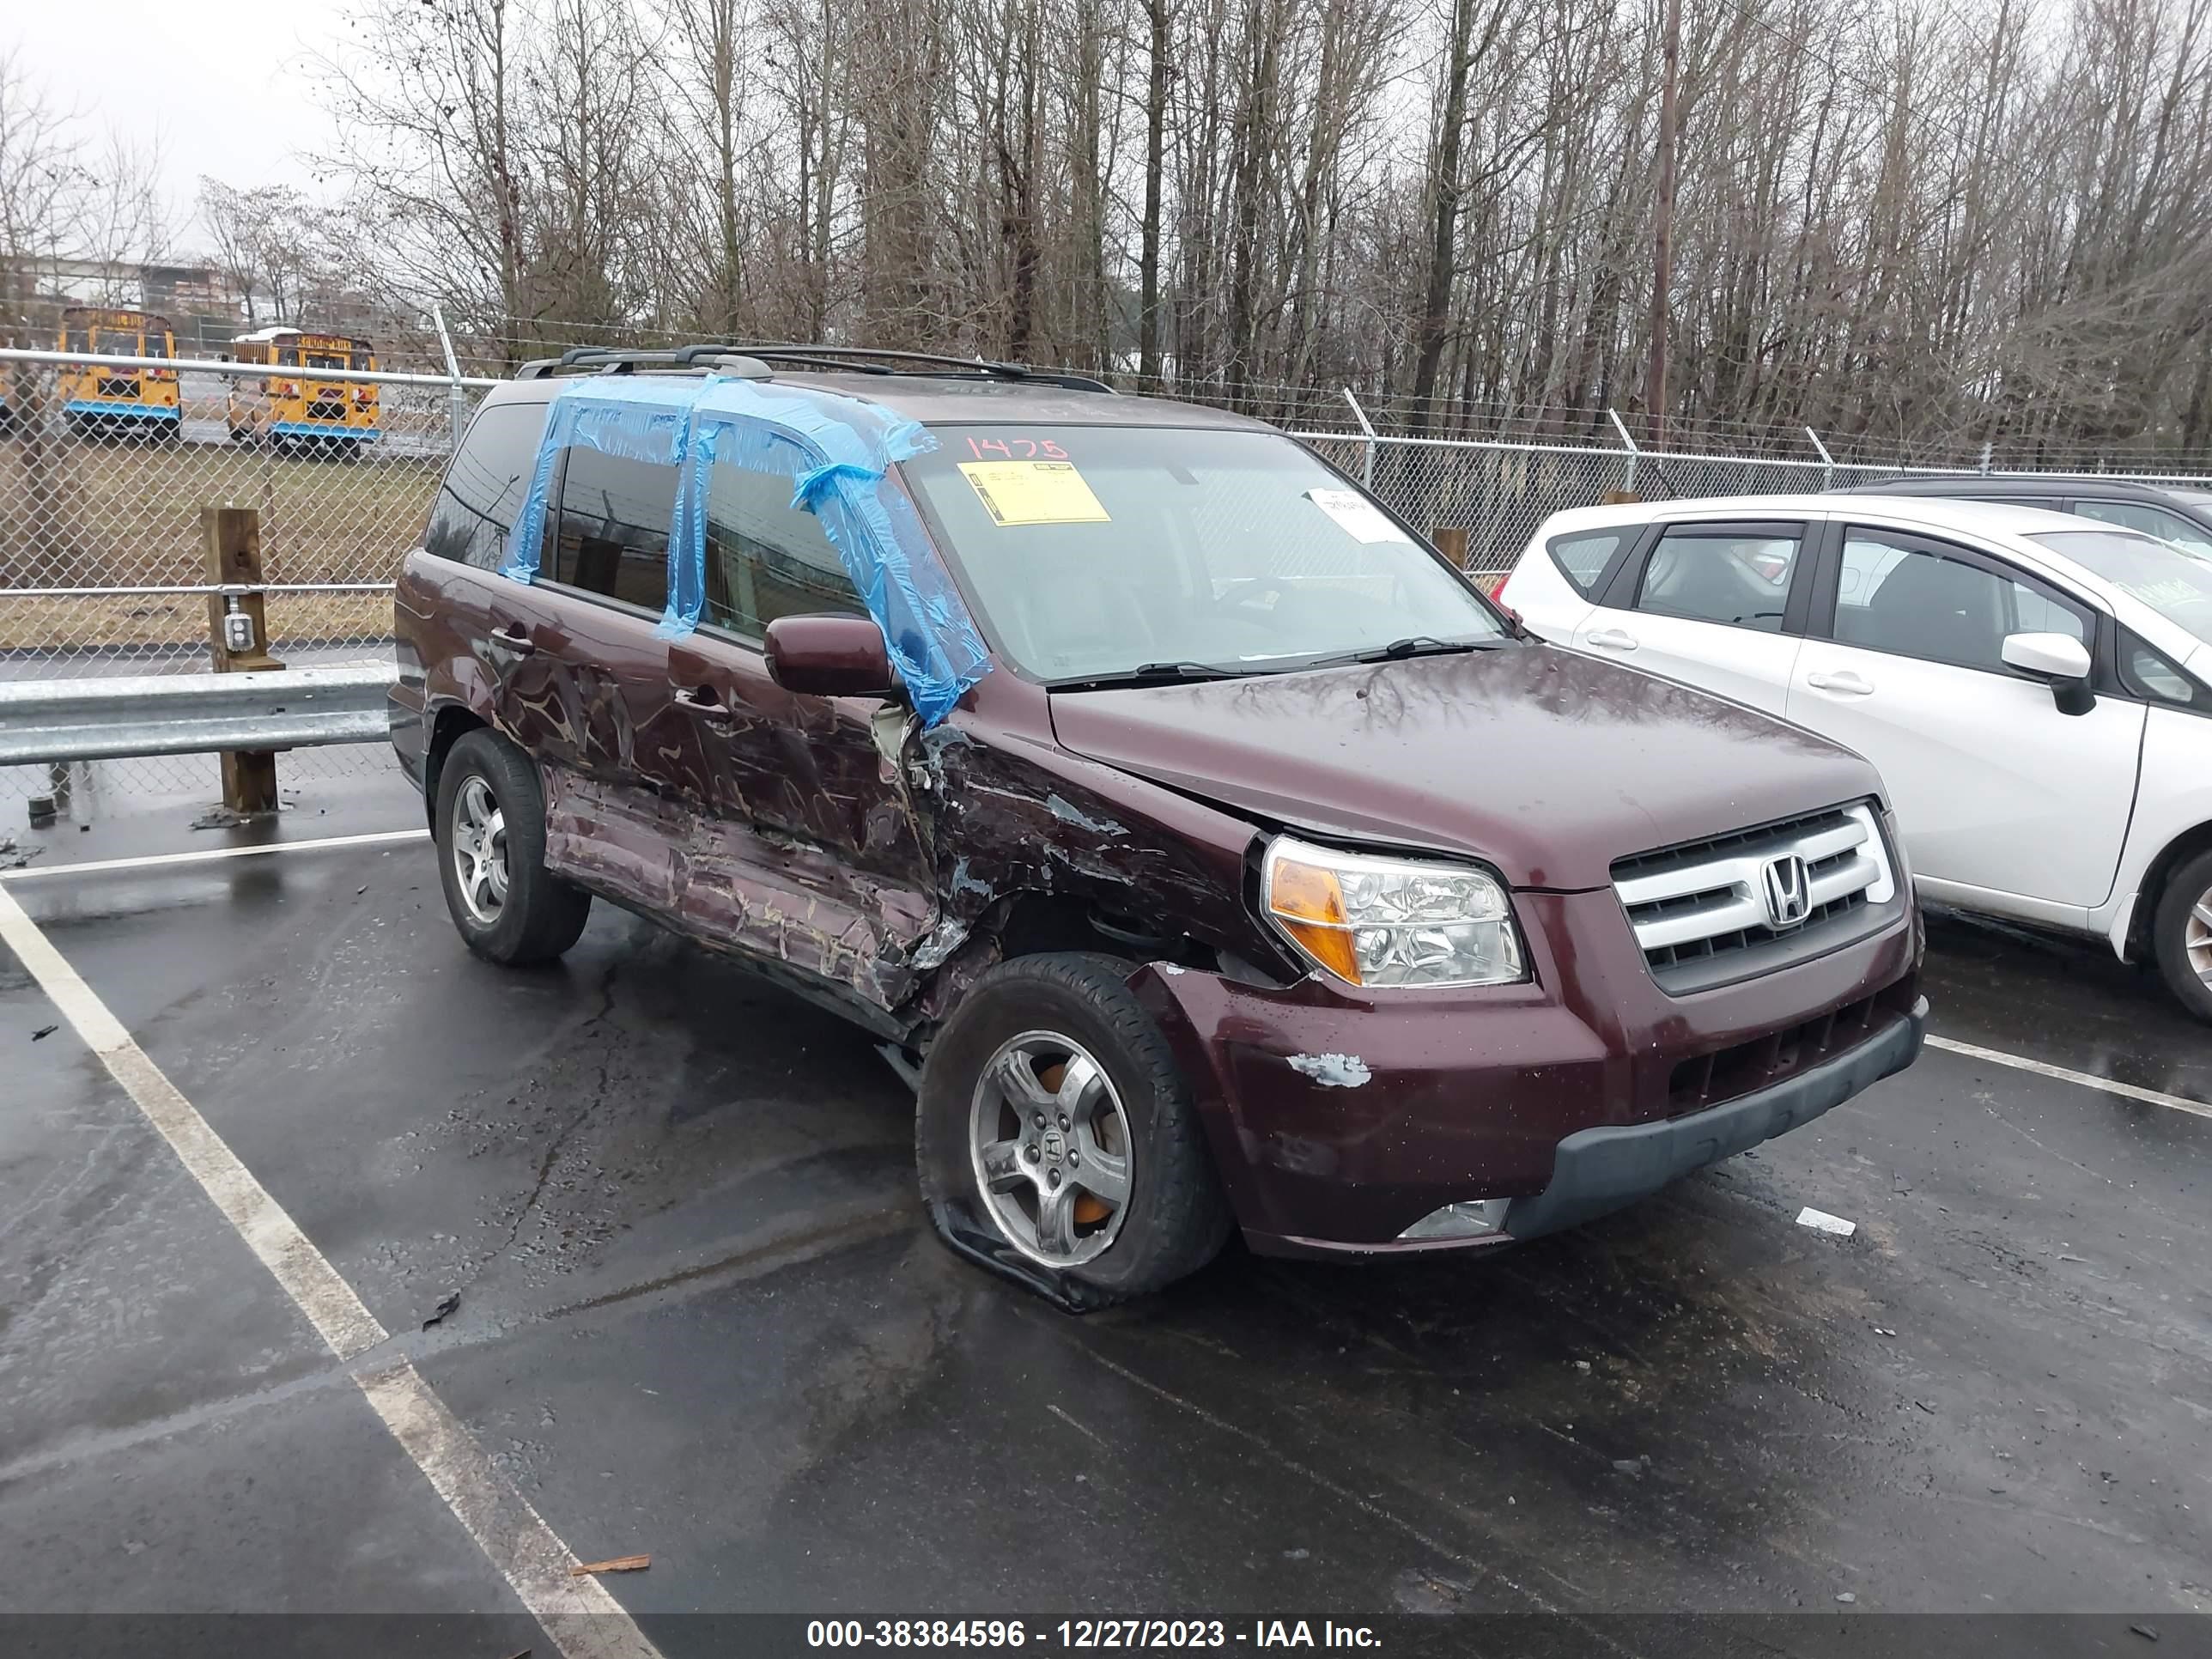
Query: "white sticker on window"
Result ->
[[1306, 488, 1412, 544]]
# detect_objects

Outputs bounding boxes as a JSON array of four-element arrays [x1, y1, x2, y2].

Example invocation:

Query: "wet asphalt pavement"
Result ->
[[1, 768, 2207, 1652]]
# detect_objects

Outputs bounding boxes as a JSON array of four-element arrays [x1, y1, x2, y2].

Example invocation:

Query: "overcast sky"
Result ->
[[10, 1, 352, 254]]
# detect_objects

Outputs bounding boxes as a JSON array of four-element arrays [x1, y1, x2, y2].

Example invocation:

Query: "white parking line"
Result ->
[[1925, 1033, 2212, 1122], [0, 885, 661, 1659], [0, 827, 431, 883]]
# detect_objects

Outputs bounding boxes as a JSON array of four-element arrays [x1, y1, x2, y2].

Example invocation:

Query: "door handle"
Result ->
[[1805, 669, 1874, 695], [673, 685, 734, 725], [1584, 628, 1638, 651], [488, 623, 537, 659]]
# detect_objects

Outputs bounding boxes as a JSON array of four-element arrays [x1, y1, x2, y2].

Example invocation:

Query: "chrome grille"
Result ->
[[1613, 802, 1898, 993]]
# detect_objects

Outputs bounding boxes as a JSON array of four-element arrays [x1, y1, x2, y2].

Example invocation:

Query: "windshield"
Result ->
[[901, 426, 1506, 682], [2032, 528, 2212, 643]]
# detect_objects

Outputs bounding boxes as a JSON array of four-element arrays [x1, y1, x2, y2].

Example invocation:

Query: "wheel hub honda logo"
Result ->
[[1761, 854, 1811, 928]]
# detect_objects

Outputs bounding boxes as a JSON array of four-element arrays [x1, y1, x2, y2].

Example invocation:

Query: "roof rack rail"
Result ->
[[732, 344, 1114, 393], [514, 346, 772, 380], [515, 341, 1113, 393]]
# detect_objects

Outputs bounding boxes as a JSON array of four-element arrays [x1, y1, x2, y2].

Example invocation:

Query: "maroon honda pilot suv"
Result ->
[[390, 344, 1925, 1306]]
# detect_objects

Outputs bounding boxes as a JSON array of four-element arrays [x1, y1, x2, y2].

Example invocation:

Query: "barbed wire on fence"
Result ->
[[3, 341, 2209, 805]]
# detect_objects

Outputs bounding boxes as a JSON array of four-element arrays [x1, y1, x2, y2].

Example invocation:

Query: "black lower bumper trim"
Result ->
[[1504, 995, 1929, 1241]]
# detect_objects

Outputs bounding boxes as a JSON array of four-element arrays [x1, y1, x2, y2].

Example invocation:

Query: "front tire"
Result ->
[[434, 729, 591, 965], [2151, 848, 2212, 1024], [917, 953, 1231, 1303]]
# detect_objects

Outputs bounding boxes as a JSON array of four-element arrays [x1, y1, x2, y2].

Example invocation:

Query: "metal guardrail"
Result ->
[[0, 664, 396, 765]]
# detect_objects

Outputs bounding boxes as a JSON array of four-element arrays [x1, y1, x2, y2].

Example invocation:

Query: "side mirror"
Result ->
[[763, 613, 901, 700], [2001, 631, 2094, 715]]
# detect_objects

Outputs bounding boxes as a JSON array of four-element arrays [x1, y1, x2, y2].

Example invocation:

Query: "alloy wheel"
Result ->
[[2185, 883, 2212, 988], [450, 775, 509, 927], [969, 1030, 1134, 1267]]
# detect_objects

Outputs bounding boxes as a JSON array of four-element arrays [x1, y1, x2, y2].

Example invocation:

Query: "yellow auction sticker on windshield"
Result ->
[[958, 460, 1111, 526]]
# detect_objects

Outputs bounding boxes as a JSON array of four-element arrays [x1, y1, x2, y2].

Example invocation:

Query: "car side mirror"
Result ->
[[2001, 631, 2094, 715], [763, 614, 902, 700]]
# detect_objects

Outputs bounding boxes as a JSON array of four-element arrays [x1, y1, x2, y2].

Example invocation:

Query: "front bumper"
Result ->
[[1129, 886, 1923, 1256], [1501, 994, 1924, 1240]]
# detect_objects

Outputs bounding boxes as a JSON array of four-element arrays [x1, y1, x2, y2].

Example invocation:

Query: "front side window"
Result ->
[[2069, 499, 2212, 561], [551, 449, 672, 611], [897, 427, 1504, 682], [2121, 632, 2198, 708], [1834, 531, 2084, 672], [1632, 527, 1802, 631], [702, 432, 866, 635], [423, 399, 550, 570]]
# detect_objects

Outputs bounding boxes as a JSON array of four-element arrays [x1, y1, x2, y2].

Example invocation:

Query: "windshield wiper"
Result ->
[[1370, 635, 1493, 660], [1291, 635, 1503, 669], [1048, 660, 1251, 692]]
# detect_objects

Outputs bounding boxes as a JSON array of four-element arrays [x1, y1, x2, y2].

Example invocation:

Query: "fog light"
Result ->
[[1397, 1198, 1510, 1241]]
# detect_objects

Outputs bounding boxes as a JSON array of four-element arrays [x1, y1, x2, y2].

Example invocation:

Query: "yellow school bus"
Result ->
[[58, 307, 182, 439], [227, 326, 380, 452]]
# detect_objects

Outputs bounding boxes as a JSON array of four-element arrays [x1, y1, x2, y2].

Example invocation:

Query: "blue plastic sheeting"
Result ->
[[500, 374, 990, 725]]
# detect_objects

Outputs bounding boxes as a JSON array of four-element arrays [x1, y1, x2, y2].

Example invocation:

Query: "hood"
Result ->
[[1047, 645, 1883, 890]]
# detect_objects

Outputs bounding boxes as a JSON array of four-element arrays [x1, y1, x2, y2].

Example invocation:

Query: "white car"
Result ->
[[1498, 494, 2212, 1019]]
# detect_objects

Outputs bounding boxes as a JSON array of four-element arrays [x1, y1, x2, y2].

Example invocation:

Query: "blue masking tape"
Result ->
[[501, 374, 989, 725]]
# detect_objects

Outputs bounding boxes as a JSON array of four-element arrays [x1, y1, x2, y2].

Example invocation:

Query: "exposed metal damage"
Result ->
[[1285, 1052, 1373, 1089]]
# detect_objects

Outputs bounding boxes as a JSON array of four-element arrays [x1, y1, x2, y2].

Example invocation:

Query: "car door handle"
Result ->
[[673, 685, 734, 725], [1585, 628, 1638, 651], [1805, 669, 1875, 695], [488, 623, 537, 659]]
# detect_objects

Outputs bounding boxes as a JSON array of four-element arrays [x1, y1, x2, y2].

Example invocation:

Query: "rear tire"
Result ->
[[434, 729, 591, 965], [2151, 848, 2212, 1024], [917, 952, 1231, 1303]]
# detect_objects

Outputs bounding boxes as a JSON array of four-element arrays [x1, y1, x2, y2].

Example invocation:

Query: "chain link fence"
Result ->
[[5, 345, 2209, 815], [0, 349, 492, 811]]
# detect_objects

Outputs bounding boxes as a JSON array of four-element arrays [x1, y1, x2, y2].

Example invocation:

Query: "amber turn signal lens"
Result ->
[[1266, 856, 1364, 984]]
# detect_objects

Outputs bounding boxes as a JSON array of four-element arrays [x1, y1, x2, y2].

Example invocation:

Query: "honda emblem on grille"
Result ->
[[1761, 854, 1812, 928]]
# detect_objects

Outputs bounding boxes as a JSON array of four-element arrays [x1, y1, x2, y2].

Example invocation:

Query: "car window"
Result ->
[[2070, 499, 2212, 561], [424, 400, 551, 570], [899, 427, 1504, 682], [702, 433, 867, 636], [1834, 531, 2085, 672], [551, 448, 672, 611], [1548, 530, 1627, 595], [2030, 529, 2212, 646], [1632, 528, 1802, 631], [2121, 633, 2197, 708]]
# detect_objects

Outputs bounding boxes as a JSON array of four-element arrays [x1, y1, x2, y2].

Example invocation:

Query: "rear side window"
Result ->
[[1632, 527, 1802, 631], [1548, 530, 1626, 595], [702, 433, 866, 636], [423, 400, 550, 570], [551, 449, 672, 611]]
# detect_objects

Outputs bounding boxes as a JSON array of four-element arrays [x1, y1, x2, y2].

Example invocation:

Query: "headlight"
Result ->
[[1261, 836, 1525, 988]]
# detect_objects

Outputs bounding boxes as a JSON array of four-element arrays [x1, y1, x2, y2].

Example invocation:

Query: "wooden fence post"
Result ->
[[1431, 525, 1470, 568], [203, 506, 284, 814]]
